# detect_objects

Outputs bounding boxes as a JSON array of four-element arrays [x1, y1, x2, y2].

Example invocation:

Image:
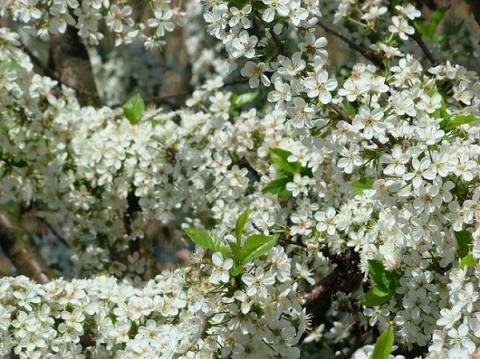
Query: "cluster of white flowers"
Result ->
[[1, 0, 480, 357], [0, 246, 305, 358], [0, 0, 185, 47]]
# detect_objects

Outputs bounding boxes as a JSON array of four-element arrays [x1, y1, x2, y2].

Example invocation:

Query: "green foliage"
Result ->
[[235, 206, 250, 243], [262, 148, 311, 197], [440, 114, 480, 132], [362, 286, 394, 307], [455, 230, 472, 257], [186, 208, 279, 277], [269, 148, 301, 175], [262, 177, 292, 197], [454, 231, 478, 269], [351, 176, 374, 195], [0, 59, 21, 71], [238, 233, 278, 264], [414, 6, 450, 41], [437, 20, 464, 43], [184, 228, 229, 259], [362, 260, 402, 307], [372, 325, 394, 359], [234, 92, 258, 108], [459, 253, 477, 269], [122, 93, 145, 124]]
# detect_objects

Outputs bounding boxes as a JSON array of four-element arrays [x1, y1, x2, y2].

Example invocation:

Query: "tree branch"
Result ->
[[466, 0, 480, 30], [316, 21, 385, 70], [49, 25, 102, 107], [410, 30, 439, 66], [299, 248, 363, 337], [0, 210, 56, 283]]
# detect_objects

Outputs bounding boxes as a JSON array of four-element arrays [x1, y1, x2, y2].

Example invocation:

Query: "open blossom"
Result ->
[[105, 5, 132, 33], [262, 0, 289, 22], [303, 69, 337, 104], [315, 207, 337, 235], [229, 5, 252, 28], [241, 61, 271, 88], [210, 252, 233, 284], [230, 30, 258, 58], [147, 8, 175, 36], [286, 173, 312, 197], [337, 144, 363, 174], [388, 15, 415, 40], [241, 267, 276, 299], [267, 78, 292, 109]]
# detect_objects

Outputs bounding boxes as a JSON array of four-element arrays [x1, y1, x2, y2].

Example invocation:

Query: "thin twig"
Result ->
[[410, 30, 438, 66], [316, 21, 385, 70], [18, 40, 63, 85], [279, 237, 308, 248]]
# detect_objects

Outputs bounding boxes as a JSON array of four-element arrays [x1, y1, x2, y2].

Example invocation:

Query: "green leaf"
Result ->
[[235, 207, 250, 244], [459, 253, 477, 269], [238, 234, 278, 264], [12, 159, 28, 168], [362, 285, 394, 307], [432, 89, 449, 121], [428, 6, 450, 36], [185, 228, 229, 259], [415, 6, 450, 40], [262, 176, 292, 196], [441, 114, 480, 132], [372, 325, 394, 359], [368, 260, 401, 292], [251, 1, 267, 10], [351, 177, 374, 195], [231, 263, 244, 277], [235, 92, 258, 108], [438, 20, 464, 43], [228, 240, 240, 261], [269, 148, 301, 175], [0, 59, 21, 71], [455, 230, 473, 257], [414, 20, 428, 38], [123, 93, 145, 124]]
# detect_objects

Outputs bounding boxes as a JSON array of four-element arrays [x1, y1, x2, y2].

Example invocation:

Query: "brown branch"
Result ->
[[316, 21, 385, 70], [0, 210, 57, 283], [410, 30, 439, 66], [18, 40, 63, 85], [49, 25, 102, 107], [299, 248, 363, 341], [466, 0, 480, 29]]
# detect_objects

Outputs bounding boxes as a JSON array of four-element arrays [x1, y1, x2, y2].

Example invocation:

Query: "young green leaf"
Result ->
[[361, 285, 394, 307], [351, 177, 374, 195], [455, 230, 473, 257], [228, 240, 240, 261], [238, 234, 278, 264], [438, 20, 464, 43], [459, 253, 477, 269], [262, 176, 292, 196], [269, 148, 301, 175], [235, 92, 258, 108], [123, 93, 145, 124], [441, 114, 480, 132], [231, 263, 244, 277], [414, 6, 450, 40], [235, 207, 250, 244], [372, 325, 394, 359], [368, 260, 400, 292], [0, 59, 21, 71], [185, 228, 229, 259]]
